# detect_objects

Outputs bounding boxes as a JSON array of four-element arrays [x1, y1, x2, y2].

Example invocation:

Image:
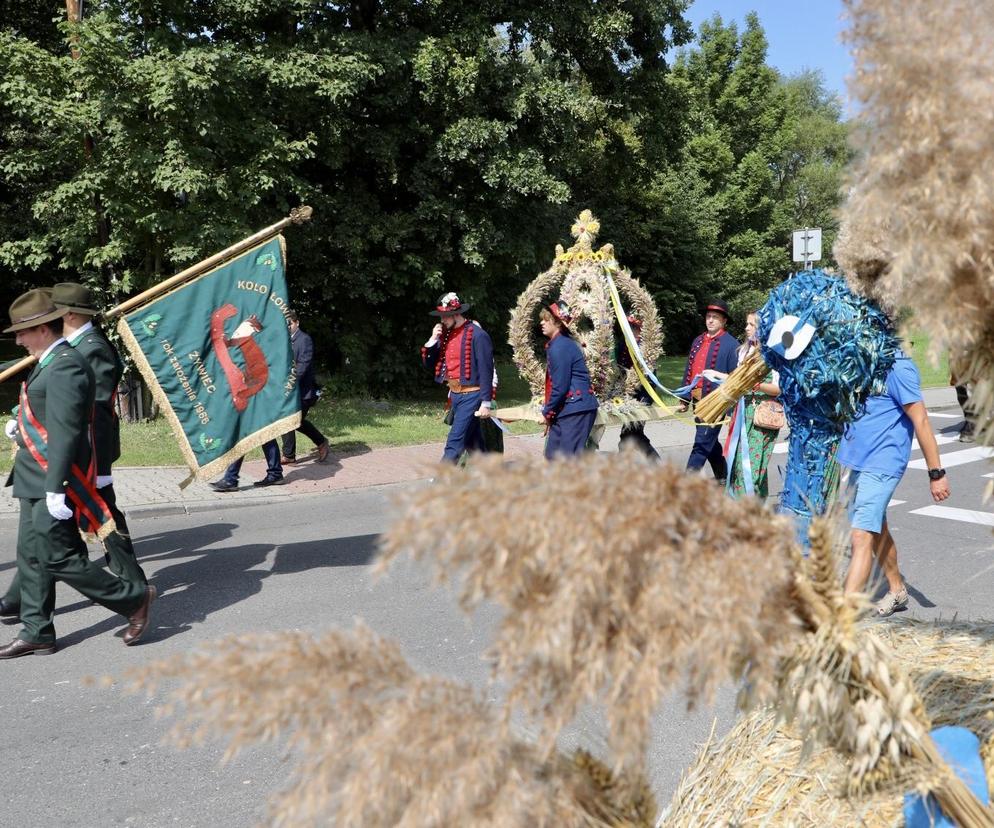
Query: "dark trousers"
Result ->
[[281, 399, 326, 459], [956, 385, 974, 435], [686, 423, 727, 480], [619, 422, 659, 459], [545, 410, 597, 459], [100, 484, 148, 586], [17, 498, 144, 644], [223, 440, 282, 483], [3, 483, 147, 610], [442, 391, 485, 463]]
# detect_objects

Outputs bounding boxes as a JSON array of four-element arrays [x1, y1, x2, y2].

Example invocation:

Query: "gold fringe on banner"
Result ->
[[115, 233, 302, 489]]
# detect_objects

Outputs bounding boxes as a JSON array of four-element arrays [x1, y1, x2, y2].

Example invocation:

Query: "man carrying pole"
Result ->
[[0, 283, 148, 624], [0, 289, 154, 657]]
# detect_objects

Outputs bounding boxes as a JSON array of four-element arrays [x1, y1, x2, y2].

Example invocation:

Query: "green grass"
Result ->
[[903, 331, 950, 389]]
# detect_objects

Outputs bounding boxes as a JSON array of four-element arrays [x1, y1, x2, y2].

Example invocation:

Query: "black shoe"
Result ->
[[210, 479, 239, 492], [252, 476, 285, 488], [0, 598, 20, 624]]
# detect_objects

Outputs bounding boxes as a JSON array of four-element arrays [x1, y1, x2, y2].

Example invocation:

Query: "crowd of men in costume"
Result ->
[[423, 289, 955, 617], [0, 283, 962, 658]]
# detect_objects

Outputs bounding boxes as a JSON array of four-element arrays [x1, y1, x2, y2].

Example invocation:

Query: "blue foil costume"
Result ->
[[757, 270, 899, 542]]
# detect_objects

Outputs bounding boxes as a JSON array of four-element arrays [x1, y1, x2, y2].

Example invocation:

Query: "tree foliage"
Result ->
[[0, 2, 848, 388]]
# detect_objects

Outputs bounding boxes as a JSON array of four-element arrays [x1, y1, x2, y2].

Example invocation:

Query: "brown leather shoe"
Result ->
[[0, 638, 56, 659], [280, 455, 297, 465], [317, 441, 330, 463], [123, 585, 157, 646]]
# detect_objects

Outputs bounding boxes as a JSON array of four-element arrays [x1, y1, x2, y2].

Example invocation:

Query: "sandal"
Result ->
[[875, 588, 908, 617]]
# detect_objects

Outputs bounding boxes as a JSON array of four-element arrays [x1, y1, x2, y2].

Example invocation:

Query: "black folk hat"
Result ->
[[52, 282, 101, 316], [429, 291, 471, 317], [4, 288, 67, 333], [704, 299, 730, 319]]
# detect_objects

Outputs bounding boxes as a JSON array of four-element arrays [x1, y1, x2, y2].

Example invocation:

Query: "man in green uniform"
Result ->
[[0, 284, 147, 624], [0, 289, 154, 658]]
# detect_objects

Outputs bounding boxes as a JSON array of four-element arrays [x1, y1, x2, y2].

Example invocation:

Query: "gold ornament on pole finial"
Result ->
[[508, 209, 663, 407], [569, 209, 600, 253]]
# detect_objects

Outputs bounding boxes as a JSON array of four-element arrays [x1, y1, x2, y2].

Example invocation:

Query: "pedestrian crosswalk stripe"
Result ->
[[908, 446, 994, 470], [912, 433, 960, 449], [908, 505, 994, 527], [888, 499, 906, 507]]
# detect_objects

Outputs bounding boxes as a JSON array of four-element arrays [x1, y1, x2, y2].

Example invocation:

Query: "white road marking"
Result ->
[[909, 505, 994, 527], [908, 446, 994, 470], [912, 433, 960, 450], [928, 413, 961, 419], [773, 443, 788, 454], [888, 499, 906, 507]]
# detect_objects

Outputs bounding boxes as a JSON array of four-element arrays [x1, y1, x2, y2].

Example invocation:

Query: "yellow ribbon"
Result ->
[[603, 264, 716, 428]]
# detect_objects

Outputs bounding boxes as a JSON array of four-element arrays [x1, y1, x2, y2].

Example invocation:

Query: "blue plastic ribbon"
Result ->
[[671, 373, 725, 399], [904, 726, 989, 827], [725, 398, 754, 496]]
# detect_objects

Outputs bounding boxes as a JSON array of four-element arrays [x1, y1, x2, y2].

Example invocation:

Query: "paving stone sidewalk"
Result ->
[[0, 386, 959, 523]]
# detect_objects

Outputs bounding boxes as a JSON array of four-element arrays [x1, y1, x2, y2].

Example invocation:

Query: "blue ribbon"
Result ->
[[725, 397, 754, 496], [671, 373, 725, 398]]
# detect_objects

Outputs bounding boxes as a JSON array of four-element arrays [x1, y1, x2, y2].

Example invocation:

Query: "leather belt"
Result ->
[[447, 381, 480, 393]]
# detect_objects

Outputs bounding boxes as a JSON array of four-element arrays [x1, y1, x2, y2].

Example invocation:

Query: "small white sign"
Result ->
[[792, 227, 822, 263]]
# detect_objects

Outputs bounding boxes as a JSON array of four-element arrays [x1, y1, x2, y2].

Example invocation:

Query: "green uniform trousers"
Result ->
[[16, 498, 144, 644], [4, 484, 147, 610]]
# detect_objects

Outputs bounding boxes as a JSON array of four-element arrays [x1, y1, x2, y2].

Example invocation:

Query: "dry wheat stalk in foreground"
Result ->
[[836, 0, 994, 437], [665, 616, 994, 827], [775, 516, 992, 826], [380, 453, 804, 773], [125, 623, 655, 828]]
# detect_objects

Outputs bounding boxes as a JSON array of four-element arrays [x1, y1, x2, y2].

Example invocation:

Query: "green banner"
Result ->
[[117, 235, 301, 486]]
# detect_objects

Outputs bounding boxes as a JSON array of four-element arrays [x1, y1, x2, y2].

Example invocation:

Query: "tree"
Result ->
[[0, 0, 694, 388]]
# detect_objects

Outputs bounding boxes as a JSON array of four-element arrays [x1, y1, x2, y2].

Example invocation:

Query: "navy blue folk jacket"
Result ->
[[542, 333, 598, 420], [421, 321, 495, 402], [681, 331, 739, 400]]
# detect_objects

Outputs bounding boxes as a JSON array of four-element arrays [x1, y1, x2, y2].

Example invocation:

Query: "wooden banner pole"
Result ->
[[0, 206, 313, 385], [104, 205, 313, 319]]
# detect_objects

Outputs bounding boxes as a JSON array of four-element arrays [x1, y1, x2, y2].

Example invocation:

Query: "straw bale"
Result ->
[[663, 618, 994, 826]]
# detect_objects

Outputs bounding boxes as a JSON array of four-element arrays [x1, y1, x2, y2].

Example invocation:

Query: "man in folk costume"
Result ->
[[679, 300, 739, 484], [421, 292, 495, 463], [540, 301, 599, 458], [0, 289, 154, 658], [0, 283, 148, 625]]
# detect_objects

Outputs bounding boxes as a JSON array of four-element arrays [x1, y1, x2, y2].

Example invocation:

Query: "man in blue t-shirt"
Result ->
[[839, 353, 950, 614]]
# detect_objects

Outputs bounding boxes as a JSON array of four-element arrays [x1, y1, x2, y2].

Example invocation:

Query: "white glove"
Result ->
[[96, 474, 113, 489], [4, 419, 16, 440], [46, 492, 73, 521]]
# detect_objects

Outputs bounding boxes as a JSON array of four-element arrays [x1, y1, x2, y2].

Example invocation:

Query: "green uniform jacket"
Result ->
[[10, 342, 96, 499], [70, 326, 123, 476]]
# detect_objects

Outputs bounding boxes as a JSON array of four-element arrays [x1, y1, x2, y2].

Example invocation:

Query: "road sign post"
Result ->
[[792, 227, 822, 269]]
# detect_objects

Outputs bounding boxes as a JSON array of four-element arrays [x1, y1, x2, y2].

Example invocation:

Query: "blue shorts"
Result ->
[[847, 470, 902, 533]]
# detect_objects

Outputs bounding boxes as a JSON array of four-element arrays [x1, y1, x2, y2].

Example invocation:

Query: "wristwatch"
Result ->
[[928, 467, 946, 481]]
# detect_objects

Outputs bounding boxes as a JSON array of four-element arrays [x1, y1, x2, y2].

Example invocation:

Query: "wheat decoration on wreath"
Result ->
[[508, 209, 662, 402]]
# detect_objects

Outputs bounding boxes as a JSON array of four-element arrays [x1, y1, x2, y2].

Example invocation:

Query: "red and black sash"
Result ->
[[17, 383, 113, 535]]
